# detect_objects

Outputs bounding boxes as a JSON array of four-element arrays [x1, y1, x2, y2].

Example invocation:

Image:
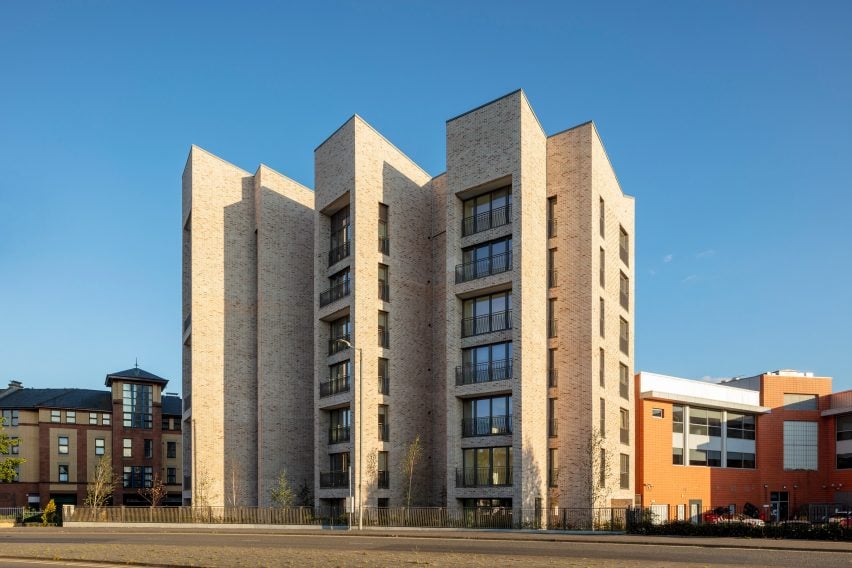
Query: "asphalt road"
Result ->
[[2, 529, 852, 567]]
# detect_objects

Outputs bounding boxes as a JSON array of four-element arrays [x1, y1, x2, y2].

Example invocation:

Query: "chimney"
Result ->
[[8, 380, 22, 390]]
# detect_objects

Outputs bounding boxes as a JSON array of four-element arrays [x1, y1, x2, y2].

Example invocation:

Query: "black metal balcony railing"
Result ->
[[455, 251, 512, 284], [377, 470, 389, 489], [320, 280, 351, 308], [455, 466, 513, 488], [378, 375, 390, 395], [328, 425, 350, 444], [548, 369, 558, 388], [461, 415, 513, 437], [378, 328, 389, 348], [462, 204, 512, 237], [328, 241, 351, 267], [461, 310, 512, 338], [319, 471, 349, 489], [621, 428, 630, 445], [548, 419, 558, 438], [620, 290, 629, 311], [328, 333, 351, 356], [379, 237, 390, 255], [378, 423, 389, 442], [455, 359, 512, 386], [548, 269, 558, 288], [548, 219, 557, 238], [320, 376, 350, 398], [548, 319, 558, 338], [378, 281, 390, 302]]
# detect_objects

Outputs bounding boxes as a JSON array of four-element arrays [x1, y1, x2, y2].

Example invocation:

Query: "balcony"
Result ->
[[548, 369, 558, 388], [548, 319, 558, 338], [378, 328, 390, 348], [378, 375, 390, 395], [455, 359, 512, 386], [328, 241, 351, 267], [548, 419, 558, 438], [461, 310, 512, 338], [320, 376, 350, 398], [328, 425, 350, 444], [548, 269, 558, 288], [378, 281, 390, 302], [377, 470, 389, 489], [320, 280, 351, 308], [328, 333, 350, 356], [320, 471, 349, 489], [455, 466, 513, 488], [462, 204, 512, 237], [379, 237, 390, 255], [455, 251, 512, 284], [461, 415, 513, 437], [378, 423, 389, 442]]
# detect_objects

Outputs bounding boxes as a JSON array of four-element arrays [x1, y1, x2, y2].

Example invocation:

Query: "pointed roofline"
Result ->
[[188, 144, 253, 176], [105, 367, 169, 387]]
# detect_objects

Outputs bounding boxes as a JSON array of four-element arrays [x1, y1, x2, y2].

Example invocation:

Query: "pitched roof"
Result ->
[[162, 395, 182, 415], [0, 388, 111, 412], [105, 367, 169, 387]]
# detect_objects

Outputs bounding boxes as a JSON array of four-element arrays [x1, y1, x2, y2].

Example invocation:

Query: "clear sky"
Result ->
[[1, 1, 850, 393]]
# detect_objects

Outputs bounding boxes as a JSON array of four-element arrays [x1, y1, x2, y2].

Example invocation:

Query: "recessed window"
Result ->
[[58, 436, 69, 454], [652, 408, 664, 418], [462, 186, 512, 236], [783, 421, 818, 470], [619, 364, 630, 399], [123, 383, 153, 429], [620, 454, 630, 489], [65, 411, 76, 424], [89, 413, 98, 425], [167, 441, 177, 459], [167, 467, 177, 485], [102, 414, 111, 426], [95, 438, 105, 456], [123, 438, 132, 458], [58, 464, 69, 483], [50, 410, 60, 423], [144, 439, 153, 459], [2, 410, 19, 427]]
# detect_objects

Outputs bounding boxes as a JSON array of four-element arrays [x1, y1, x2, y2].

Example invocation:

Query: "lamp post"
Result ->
[[335, 338, 362, 530]]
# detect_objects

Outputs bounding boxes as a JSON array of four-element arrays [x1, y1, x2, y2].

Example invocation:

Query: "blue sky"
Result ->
[[1, 1, 850, 393]]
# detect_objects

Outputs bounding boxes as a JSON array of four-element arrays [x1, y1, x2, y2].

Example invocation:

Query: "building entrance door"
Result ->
[[770, 491, 789, 522], [689, 499, 702, 524]]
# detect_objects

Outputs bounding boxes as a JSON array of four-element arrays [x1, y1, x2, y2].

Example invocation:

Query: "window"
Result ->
[[457, 236, 512, 283], [66, 410, 76, 424], [462, 291, 512, 337], [329, 315, 351, 355], [378, 203, 389, 254], [321, 267, 351, 307], [378, 311, 389, 348], [783, 421, 818, 470], [378, 405, 389, 442], [462, 395, 512, 436], [548, 448, 558, 487], [599, 349, 605, 387], [144, 439, 153, 459], [123, 383, 153, 429], [377, 451, 389, 488], [167, 441, 177, 459], [690, 449, 721, 467], [58, 436, 69, 455], [599, 197, 605, 237], [123, 466, 153, 488], [619, 272, 629, 311], [672, 447, 683, 465], [727, 413, 756, 440], [548, 248, 557, 287], [102, 414, 110, 426], [167, 467, 177, 485], [619, 317, 629, 355], [548, 398, 557, 437], [95, 438, 105, 456], [548, 298, 557, 337], [620, 408, 630, 444], [783, 394, 818, 411], [462, 186, 512, 236], [378, 357, 389, 395], [548, 349, 557, 388], [620, 454, 630, 489], [58, 464, 69, 483], [839, 453, 852, 469], [89, 412, 98, 425], [599, 449, 606, 487], [619, 364, 629, 399], [599, 398, 606, 437], [458, 341, 513, 384], [2, 410, 19, 427], [329, 408, 351, 444], [547, 196, 557, 238], [652, 408, 664, 418], [378, 264, 389, 301], [619, 226, 629, 266], [689, 407, 722, 437], [461, 446, 512, 487], [727, 451, 756, 469], [838, 415, 852, 442], [51, 410, 60, 423], [672, 405, 684, 433], [329, 451, 350, 472], [599, 298, 605, 337], [599, 247, 605, 287], [323, 360, 351, 397], [8, 436, 19, 455], [123, 438, 132, 458], [329, 205, 351, 265], [162, 417, 170, 431]]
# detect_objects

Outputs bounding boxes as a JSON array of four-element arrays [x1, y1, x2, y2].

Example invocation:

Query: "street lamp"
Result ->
[[335, 337, 362, 530]]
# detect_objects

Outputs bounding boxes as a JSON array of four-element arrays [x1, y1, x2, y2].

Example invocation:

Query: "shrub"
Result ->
[[41, 499, 56, 526], [627, 517, 852, 541]]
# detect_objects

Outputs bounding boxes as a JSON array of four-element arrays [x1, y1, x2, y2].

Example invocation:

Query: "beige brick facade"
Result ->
[[183, 89, 635, 515]]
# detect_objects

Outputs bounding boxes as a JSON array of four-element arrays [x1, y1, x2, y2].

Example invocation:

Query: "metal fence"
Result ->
[[0, 507, 48, 524], [66, 506, 348, 526]]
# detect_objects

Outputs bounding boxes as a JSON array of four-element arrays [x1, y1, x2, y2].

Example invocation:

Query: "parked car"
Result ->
[[703, 508, 764, 526], [828, 512, 852, 527]]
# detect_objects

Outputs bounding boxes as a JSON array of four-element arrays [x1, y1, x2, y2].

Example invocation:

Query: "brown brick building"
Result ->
[[0, 367, 182, 508]]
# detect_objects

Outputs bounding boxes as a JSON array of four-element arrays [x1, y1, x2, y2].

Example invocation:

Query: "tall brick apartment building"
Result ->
[[636, 369, 852, 521], [182, 89, 635, 513], [0, 367, 182, 507]]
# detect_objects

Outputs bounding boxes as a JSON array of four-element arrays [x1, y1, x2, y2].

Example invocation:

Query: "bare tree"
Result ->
[[0, 417, 24, 483], [194, 470, 212, 507], [85, 453, 116, 510], [400, 435, 423, 508], [586, 427, 613, 508], [365, 452, 377, 487], [138, 473, 167, 508], [270, 470, 295, 508]]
